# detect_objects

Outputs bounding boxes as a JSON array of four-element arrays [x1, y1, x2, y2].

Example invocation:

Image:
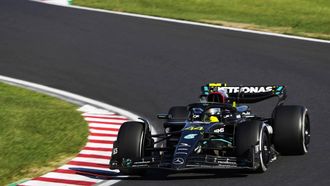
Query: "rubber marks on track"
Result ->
[[19, 105, 126, 186]]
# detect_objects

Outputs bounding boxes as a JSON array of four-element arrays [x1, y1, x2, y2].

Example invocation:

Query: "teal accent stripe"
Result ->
[[276, 86, 283, 91]]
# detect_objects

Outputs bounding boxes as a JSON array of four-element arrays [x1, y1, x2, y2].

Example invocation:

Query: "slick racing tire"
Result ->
[[235, 120, 263, 157], [235, 120, 271, 172], [167, 106, 189, 122], [116, 121, 146, 175], [273, 105, 310, 155]]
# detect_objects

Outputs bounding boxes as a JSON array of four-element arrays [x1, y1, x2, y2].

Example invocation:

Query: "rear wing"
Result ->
[[201, 83, 286, 104]]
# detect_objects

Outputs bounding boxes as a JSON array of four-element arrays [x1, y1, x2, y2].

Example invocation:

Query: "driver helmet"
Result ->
[[203, 107, 221, 123]]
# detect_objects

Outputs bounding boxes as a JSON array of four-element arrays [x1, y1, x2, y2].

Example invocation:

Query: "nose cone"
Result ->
[[172, 130, 203, 169]]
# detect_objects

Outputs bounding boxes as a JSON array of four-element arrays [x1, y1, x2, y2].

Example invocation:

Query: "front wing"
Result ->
[[110, 147, 261, 171]]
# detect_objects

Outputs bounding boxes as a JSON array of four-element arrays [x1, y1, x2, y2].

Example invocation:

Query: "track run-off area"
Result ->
[[0, 75, 141, 186], [20, 108, 127, 186], [1, 0, 330, 186]]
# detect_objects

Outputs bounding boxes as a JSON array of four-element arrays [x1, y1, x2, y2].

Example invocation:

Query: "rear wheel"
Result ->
[[273, 105, 310, 155]]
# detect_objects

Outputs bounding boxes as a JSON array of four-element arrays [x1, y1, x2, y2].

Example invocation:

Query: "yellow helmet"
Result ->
[[209, 116, 219, 123], [203, 108, 221, 123]]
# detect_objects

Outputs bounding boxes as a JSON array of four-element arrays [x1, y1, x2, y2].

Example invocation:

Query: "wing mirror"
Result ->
[[157, 114, 169, 119]]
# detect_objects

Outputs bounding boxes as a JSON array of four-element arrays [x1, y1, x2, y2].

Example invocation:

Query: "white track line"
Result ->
[[79, 150, 112, 156], [89, 123, 121, 129], [89, 129, 118, 134], [0, 75, 140, 121], [31, 0, 330, 44], [84, 118, 128, 123], [83, 115, 128, 119], [86, 142, 113, 148], [82, 113, 126, 117], [71, 157, 110, 165], [88, 136, 117, 141], [78, 105, 115, 115], [41, 172, 101, 183]]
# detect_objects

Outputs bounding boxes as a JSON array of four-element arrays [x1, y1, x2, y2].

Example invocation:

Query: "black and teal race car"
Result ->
[[109, 83, 310, 174]]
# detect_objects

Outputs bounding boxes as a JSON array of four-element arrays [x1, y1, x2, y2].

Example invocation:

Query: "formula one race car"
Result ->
[[110, 83, 310, 174]]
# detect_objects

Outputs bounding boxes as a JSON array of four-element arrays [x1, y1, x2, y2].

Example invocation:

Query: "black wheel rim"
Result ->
[[304, 116, 311, 148], [261, 131, 271, 166]]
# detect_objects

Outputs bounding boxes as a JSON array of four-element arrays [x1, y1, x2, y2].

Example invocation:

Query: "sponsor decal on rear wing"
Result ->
[[201, 83, 286, 103]]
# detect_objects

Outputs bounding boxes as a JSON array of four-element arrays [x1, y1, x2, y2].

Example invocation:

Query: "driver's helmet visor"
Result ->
[[206, 108, 221, 115], [203, 108, 221, 122]]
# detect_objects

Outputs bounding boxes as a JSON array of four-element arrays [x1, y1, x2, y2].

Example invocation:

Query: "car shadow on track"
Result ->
[[124, 170, 248, 180], [70, 168, 248, 181]]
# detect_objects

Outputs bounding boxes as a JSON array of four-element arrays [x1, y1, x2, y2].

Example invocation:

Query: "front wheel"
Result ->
[[235, 120, 271, 173], [257, 125, 271, 172], [115, 121, 146, 175]]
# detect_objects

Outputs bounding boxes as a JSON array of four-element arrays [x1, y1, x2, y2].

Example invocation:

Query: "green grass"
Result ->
[[73, 0, 330, 40], [0, 82, 88, 185]]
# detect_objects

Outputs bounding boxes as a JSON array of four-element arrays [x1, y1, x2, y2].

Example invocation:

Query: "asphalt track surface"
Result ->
[[1, 0, 330, 185]]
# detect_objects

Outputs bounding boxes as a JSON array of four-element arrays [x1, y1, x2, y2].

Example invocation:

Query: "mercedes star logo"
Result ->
[[173, 157, 185, 165]]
